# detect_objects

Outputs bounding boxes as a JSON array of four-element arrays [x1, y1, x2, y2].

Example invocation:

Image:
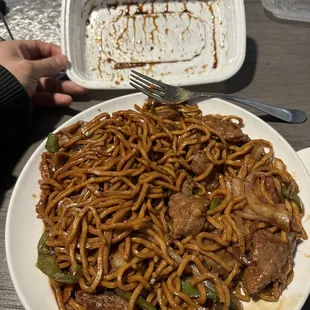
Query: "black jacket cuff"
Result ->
[[0, 65, 32, 141]]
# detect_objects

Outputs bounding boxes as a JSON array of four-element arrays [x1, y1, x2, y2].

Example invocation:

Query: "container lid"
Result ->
[[262, 0, 310, 22]]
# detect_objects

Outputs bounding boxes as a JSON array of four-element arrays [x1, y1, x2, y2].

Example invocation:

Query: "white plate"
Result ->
[[61, 0, 246, 89], [5, 93, 310, 310]]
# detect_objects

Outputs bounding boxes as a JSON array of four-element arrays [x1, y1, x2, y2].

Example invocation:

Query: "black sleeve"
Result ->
[[0, 65, 33, 142]]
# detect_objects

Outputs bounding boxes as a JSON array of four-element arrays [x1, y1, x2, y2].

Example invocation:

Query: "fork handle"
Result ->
[[195, 93, 307, 124]]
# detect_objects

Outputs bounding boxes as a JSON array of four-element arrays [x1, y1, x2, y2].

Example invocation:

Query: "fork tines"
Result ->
[[130, 70, 166, 102]]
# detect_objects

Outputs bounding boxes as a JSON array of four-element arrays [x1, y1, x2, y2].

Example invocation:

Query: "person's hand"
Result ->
[[0, 40, 87, 106]]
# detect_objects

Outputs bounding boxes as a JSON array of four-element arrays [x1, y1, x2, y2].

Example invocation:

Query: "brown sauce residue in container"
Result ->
[[182, 1, 190, 14], [114, 62, 146, 69], [97, 55, 103, 79], [164, 0, 169, 13], [91, 0, 210, 76], [184, 66, 195, 74], [141, 15, 147, 42], [150, 15, 159, 43], [208, 4, 218, 69], [123, 1, 147, 16], [179, 12, 192, 40]]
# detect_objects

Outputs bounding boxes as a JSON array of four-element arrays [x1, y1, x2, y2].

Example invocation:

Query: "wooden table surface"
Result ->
[[1, 1, 310, 309]]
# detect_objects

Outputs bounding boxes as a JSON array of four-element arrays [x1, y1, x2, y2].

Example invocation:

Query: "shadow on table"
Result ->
[[258, 114, 295, 124], [0, 106, 80, 209], [303, 296, 310, 310], [31, 106, 80, 143]]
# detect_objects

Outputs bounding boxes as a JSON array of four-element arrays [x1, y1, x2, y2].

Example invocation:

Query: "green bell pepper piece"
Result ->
[[210, 197, 222, 210], [282, 185, 304, 213], [45, 133, 60, 153], [36, 231, 81, 284], [115, 288, 157, 310], [181, 277, 200, 298]]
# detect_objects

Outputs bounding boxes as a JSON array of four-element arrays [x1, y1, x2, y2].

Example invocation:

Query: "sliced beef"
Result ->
[[181, 173, 195, 195], [191, 150, 211, 176], [231, 244, 251, 266], [168, 193, 209, 239], [265, 176, 281, 204], [204, 115, 250, 145], [191, 144, 201, 155], [168, 174, 209, 239], [191, 151, 220, 191], [243, 229, 296, 295], [76, 290, 129, 310], [157, 109, 181, 121]]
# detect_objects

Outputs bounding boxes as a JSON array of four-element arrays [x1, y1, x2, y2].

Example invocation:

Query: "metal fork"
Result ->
[[130, 70, 307, 124]]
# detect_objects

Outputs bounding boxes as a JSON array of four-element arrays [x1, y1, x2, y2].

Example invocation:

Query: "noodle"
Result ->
[[35, 102, 307, 310]]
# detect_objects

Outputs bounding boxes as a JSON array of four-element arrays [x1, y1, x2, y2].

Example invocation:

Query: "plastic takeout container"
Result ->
[[61, 0, 246, 89], [262, 0, 310, 22]]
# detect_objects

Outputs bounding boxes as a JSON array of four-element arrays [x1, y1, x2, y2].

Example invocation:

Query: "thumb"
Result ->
[[31, 54, 68, 78]]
